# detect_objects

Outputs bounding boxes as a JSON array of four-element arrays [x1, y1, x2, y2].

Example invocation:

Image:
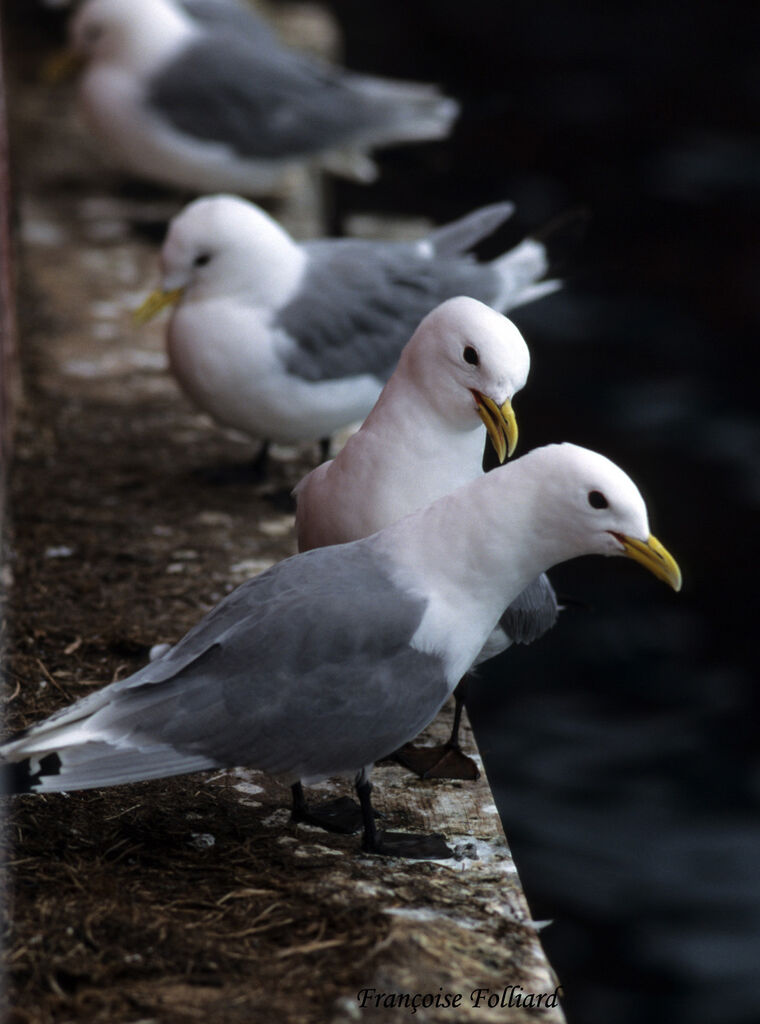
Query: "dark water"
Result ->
[[325, 2, 759, 1022]]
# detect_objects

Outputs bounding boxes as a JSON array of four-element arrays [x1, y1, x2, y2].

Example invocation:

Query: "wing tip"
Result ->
[[1, 752, 63, 795]]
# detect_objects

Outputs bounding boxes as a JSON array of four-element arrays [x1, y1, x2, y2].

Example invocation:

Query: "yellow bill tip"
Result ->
[[133, 288, 184, 326], [474, 392, 518, 464], [613, 532, 682, 592]]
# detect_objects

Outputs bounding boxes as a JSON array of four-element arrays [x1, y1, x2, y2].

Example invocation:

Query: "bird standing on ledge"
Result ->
[[64, 0, 459, 193], [135, 195, 560, 471], [2, 444, 681, 860]]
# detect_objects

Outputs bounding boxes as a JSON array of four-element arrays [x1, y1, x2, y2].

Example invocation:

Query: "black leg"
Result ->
[[318, 437, 331, 462], [357, 776, 453, 859], [448, 682, 466, 746], [357, 777, 380, 851], [291, 781, 308, 817], [250, 440, 271, 480], [390, 675, 481, 781], [290, 781, 366, 835]]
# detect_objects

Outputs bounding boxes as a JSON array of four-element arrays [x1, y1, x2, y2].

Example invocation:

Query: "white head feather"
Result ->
[[70, 0, 196, 74], [392, 296, 530, 429], [158, 194, 306, 305], [295, 297, 531, 550], [384, 442, 677, 681]]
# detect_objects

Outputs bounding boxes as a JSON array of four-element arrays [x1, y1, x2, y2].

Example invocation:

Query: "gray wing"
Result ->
[[5, 544, 449, 790], [499, 573, 559, 645], [426, 201, 515, 257], [147, 14, 449, 161], [179, 0, 277, 41], [146, 34, 371, 158], [278, 238, 501, 383]]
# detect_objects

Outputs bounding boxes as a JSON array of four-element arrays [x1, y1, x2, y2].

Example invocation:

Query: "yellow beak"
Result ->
[[42, 49, 86, 84], [474, 393, 518, 462], [613, 532, 682, 591], [133, 288, 184, 326]]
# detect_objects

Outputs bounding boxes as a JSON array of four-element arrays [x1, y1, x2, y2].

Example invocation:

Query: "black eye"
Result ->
[[588, 490, 608, 509], [463, 345, 479, 365], [193, 252, 211, 267]]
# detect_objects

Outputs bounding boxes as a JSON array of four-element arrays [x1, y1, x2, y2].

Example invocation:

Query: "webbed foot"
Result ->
[[392, 742, 480, 781], [291, 794, 365, 835], [362, 829, 453, 859]]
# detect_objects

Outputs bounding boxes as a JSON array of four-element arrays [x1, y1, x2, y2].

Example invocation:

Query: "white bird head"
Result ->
[[396, 297, 530, 460], [135, 195, 306, 323], [70, 0, 192, 69], [499, 443, 682, 590], [386, 441, 680, 682]]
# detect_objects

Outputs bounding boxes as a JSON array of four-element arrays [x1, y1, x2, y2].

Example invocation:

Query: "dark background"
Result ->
[[321, 2, 759, 1022]]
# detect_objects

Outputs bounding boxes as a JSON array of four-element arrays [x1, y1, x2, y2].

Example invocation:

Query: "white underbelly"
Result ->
[[168, 313, 382, 444]]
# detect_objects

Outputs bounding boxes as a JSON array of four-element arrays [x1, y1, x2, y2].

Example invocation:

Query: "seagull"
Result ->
[[135, 194, 561, 472], [294, 297, 558, 790], [65, 0, 459, 193], [1, 444, 681, 859]]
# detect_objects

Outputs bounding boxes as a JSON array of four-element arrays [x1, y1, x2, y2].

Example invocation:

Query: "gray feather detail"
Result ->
[[35, 743, 219, 793], [180, 0, 276, 41], [278, 238, 501, 383], [147, 24, 454, 161], [3, 544, 449, 790], [146, 39, 354, 159], [180, 0, 278, 40], [426, 201, 515, 257], [499, 573, 559, 645]]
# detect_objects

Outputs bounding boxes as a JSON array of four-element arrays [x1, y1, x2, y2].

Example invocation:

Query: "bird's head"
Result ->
[[70, 0, 189, 66], [134, 195, 306, 323], [514, 443, 682, 590], [399, 297, 530, 461]]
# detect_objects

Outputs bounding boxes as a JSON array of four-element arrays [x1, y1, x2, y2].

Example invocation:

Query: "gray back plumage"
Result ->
[[277, 238, 501, 383], [179, 0, 276, 41], [499, 573, 559, 645], [5, 543, 450, 788], [147, 36, 371, 158], [147, 9, 450, 161]]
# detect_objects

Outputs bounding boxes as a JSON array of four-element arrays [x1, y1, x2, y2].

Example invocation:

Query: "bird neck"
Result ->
[[367, 372, 483, 450], [385, 458, 570, 623]]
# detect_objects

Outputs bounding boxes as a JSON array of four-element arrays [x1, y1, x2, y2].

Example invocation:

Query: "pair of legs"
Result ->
[[290, 675, 477, 859], [291, 771, 452, 859]]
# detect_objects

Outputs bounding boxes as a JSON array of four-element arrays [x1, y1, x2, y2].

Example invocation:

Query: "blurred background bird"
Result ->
[[59, 0, 459, 194], [136, 194, 566, 472]]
